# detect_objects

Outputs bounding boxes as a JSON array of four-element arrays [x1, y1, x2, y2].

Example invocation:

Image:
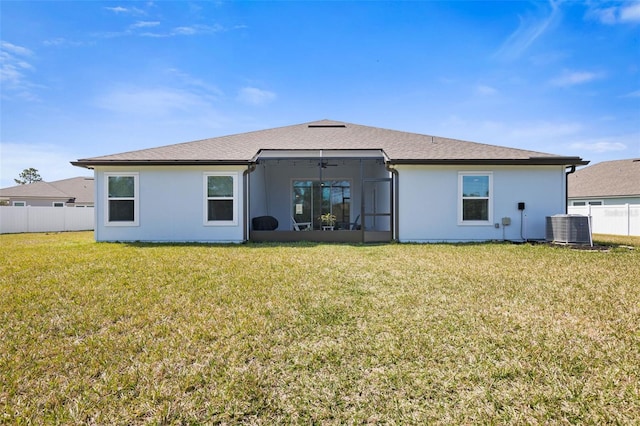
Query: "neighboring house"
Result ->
[[0, 177, 95, 207], [71, 119, 587, 243], [568, 158, 640, 206]]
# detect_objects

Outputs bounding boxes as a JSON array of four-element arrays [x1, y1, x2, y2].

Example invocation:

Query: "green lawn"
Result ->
[[1, 232, 638, 424]]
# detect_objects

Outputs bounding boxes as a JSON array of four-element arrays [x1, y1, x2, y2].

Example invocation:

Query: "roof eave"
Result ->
[[388, 157, 589, 166], [71, 159, 252, 169]]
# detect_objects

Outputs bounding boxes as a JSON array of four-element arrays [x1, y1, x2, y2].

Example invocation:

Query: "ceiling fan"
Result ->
[[319, 160, 338, 169]]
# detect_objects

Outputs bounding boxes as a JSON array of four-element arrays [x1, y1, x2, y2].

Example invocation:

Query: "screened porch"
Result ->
[[247, 150, 395, 243]]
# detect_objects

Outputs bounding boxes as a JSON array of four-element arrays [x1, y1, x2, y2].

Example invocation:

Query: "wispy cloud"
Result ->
[[569, 139, 627, 153], [95, 87, 216, 116], [96, 22, 225, 38], [475, 84, 498, 96], [131, 21, 160, 29], [586, 1, 640, 24], [494, 0, 561, 60], [0, 41, 40, 100], [237, 87, 277, 106], [104, 6, 145, 16], [42, 37, 89, 47], [550, 70, 603, 87], [165, 68, 223, 99], [142, 24, 225, 37], [508, 121, 583, 139], [622, 89, 640, 98]]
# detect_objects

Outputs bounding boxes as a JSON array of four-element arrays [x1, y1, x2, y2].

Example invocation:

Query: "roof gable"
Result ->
[[72, 119, 587, 167], [568, 158, 640, 198]]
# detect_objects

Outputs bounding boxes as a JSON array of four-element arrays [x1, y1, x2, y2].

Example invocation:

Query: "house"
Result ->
[[0, 176, 94, 208], [568, 158, 640, 206], [71, 119, 587, 243]]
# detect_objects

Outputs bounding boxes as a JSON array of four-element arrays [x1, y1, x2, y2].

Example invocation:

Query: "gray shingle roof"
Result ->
[[0, 177, 94, 204], [568, 158, 640, 198], [72, 119, 587, 167]]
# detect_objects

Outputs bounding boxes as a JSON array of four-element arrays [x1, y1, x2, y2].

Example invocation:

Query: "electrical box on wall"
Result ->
[[502, 217, 511, 226], [518, 202, 526, 210]]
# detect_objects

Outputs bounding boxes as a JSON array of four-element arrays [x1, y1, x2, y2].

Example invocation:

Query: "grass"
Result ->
[[1, 232, 639, 424]]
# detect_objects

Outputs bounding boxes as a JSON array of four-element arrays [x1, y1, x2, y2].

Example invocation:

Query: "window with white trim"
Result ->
[[459, 172, 493, 224], [13, 201, 26, 207], [105, 173, 139, 226], [204, 172, 238, 226], [53, 202, 64, 207]]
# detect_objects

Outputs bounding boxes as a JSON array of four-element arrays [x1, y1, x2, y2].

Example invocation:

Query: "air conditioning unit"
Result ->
[[545, 215, 591, 244]]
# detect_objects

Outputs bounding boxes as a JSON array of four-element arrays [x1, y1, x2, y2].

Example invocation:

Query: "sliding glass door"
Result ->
[[293, 180, 351, 230]]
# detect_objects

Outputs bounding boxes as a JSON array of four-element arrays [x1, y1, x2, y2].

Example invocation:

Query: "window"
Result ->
[[459, 172, 492, 224], [204, 172, 238, 225], [105, 173, 138, 226], [572, 200, 603, 206], [53, 202, 64, 207], [12, 201, 26, 207]]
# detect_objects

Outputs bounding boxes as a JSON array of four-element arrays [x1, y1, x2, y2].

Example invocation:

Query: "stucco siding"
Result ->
[[396, 165, 566, 242], [94, 166, 246, 242]]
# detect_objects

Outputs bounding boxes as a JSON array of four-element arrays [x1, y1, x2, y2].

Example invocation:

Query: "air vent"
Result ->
[[545, 215, 591, 244], [308, 124, 346, 128]]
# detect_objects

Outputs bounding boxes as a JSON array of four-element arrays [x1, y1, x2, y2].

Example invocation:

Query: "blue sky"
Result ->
[[1, 0, 639, 188]]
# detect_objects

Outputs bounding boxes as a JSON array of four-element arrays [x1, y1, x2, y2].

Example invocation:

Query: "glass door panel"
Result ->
[[293, 180, 350, 230]]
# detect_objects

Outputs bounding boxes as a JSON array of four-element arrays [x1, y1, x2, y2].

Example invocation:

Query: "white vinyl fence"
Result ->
[[0, 206, 94, 234], [568, 204, 640, 237]]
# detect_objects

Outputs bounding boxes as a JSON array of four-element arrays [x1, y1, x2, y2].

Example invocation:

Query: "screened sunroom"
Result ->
[[247, 149, 395, 243]]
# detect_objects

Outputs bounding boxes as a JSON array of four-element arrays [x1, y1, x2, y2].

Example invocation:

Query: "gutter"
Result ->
[[71, 159, 251, 168], [388, 157, 589, 166], [243, 164, 257, 242], [565, 165, 576, 214], [385, 163, 399, 242]]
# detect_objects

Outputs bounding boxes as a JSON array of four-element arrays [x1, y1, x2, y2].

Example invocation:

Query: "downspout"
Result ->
[[565, 165, 576, 214], [385, 163, 399, 242], [243, 163, 257, 242]]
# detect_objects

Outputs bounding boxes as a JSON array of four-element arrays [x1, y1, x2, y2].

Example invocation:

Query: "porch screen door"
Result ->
[[362, 178, 393, 242]]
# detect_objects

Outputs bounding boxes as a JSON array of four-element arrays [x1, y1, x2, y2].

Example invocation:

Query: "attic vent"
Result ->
[[308, 124, 346, 128]]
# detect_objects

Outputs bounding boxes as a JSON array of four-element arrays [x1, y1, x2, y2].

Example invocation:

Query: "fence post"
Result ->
[[627, 203, 630, 236]]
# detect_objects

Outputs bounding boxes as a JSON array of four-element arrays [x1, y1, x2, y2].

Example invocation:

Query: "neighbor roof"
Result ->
[[72, 119, 587, 168], [0, 177, 94, 204], [568, 158, 640, 198]]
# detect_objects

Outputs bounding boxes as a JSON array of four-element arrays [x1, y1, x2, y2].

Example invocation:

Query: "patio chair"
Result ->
[[291, 216, 312, 231], [349, 214, 361, 230]]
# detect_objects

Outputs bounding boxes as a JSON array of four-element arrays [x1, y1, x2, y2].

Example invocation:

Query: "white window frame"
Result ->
[[203, 172, 238, 226], [458, 172, 493, 226], [104, 172, 139, 226], [12, 201, 26, 207], [53, 202, 64, 207]]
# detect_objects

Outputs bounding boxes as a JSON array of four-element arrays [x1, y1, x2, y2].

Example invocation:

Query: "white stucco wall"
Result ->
[[395, 165, 567, 242], [94, 166, 246, 242]]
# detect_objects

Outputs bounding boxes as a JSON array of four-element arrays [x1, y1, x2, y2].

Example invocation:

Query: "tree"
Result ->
[[15, 168, 43, 185]]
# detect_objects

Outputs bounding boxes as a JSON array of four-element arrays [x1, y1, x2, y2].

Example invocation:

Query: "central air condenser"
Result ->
[[545, 214, 591, 244]]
